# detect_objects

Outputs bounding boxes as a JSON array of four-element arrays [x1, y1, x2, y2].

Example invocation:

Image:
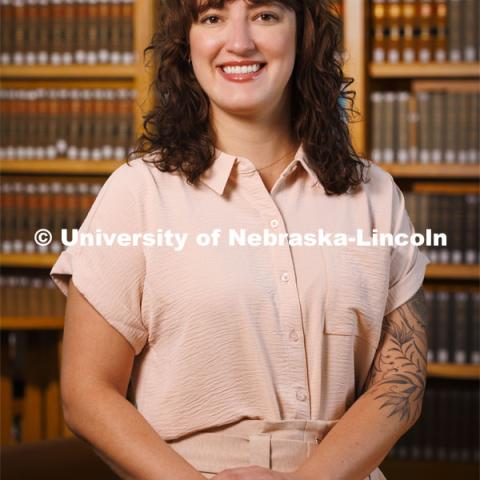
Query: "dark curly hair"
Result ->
[[129, 0, 369, 195]]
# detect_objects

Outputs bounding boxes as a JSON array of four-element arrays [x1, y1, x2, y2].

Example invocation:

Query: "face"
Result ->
[[189, 0, 297, 117]]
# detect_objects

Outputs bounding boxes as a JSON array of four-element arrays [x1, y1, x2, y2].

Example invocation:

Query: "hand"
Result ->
[[212, 466, 308, 480]]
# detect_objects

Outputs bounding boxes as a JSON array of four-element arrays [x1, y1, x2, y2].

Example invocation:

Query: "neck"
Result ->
[[209, 94, 298, 172]]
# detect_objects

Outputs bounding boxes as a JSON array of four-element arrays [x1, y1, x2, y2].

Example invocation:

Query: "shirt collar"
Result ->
[[198, 143, 320, 196]]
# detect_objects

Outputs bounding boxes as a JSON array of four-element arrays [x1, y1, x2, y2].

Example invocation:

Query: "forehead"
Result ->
[[194, 0, 291, 14]]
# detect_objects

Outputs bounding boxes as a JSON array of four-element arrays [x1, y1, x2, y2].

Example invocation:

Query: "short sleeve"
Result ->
[[384, 179, 431, 316], [50, 163, 148, 355]]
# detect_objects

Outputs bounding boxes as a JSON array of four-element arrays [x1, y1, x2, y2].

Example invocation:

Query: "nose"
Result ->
[[224, 17, 256, 55]]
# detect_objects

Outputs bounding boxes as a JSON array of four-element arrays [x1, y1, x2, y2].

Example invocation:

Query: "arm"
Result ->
[[294, 287, 428, 480], [61, 279, 205, 480]]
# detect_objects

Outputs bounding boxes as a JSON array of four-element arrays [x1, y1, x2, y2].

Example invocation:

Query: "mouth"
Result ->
[[217, 62, 267, 82]]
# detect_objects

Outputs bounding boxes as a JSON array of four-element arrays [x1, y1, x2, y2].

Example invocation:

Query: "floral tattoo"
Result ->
[[364, 287, 428, 424]]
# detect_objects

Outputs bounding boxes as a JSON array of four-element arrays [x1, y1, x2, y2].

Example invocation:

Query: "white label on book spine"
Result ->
[[387, 50, 399, 64], [439, 249, 450, 264], [464, 47, 476, 62], [468, 150, 477, 163], [37, 52, 48, 64], [437, 349, 449, 363], [56, 139, 67, 154], [431, 149, 442, 163], [449, 49, 461, 62], [373, 48, 385, 64], [397, 149, 409, 164], [466, 250, 476, 265], [46, 146, 57, 159], [435, 50, 446, 63], [63, 53, 73, 65], [454, 351, 466, 364], [451, 250, 462, 264], [403, 48, 415, 64], [419, 149, 430, 164], [445, 150, 455, 163], [419, 48, 430, 63]]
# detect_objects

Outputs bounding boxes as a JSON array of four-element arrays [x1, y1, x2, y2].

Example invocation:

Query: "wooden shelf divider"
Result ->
[[370, 62, 480, 78]]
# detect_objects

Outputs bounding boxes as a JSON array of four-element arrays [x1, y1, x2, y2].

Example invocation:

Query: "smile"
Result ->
[[217, 63, 267, 82]]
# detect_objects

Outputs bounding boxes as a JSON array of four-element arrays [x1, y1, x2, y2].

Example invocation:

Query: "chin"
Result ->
[[215, 97, 271, 116]]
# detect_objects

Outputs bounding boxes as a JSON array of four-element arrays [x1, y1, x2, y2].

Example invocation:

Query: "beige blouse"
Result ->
[[50, 145, 430, 443]]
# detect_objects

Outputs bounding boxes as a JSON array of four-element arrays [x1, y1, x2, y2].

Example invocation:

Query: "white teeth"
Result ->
[[221, 64, 262, 74]]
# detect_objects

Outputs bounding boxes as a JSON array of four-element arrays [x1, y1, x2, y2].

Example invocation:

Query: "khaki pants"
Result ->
[[167, 419, 386, 479]]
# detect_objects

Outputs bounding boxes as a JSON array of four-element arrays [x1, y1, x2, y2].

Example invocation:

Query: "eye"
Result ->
[[200, 14, 221, 25], [256, 12, 279, 22]]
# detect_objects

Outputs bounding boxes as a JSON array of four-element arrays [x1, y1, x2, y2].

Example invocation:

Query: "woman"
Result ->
[[50, 1, 430, 479]]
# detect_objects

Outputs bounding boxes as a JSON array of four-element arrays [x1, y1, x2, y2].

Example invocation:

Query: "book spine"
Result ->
[[402, 0, 417, 62], [436, 290, 449, 362], [418, 0, 434, 62], [444, 91, 457, 164], [372, 0, 387, 63], [453, 291, 468, 364], [397, 91, 410, 163], [433, 0, 448, 62], [430, 91, 444, 164], [471, 292, 480, 364], [383, 92, 396, 163], [416, 91, 431, 164], [448, 0, 462, 61], [386, 0, 402, 63], [467, 91, 479, 164], [463, 0, 477, 61], [120, 0, 134, 64]]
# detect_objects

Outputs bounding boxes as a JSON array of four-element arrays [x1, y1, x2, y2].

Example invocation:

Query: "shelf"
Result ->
[[377, 163, 480, 179], [0, 253, 59, 268], [427, 363, 480, 380], [0, 317, 64, 330], [1, 254, 479, 279], [0, 159, 123, 175], [369, 62, 480, 78], [0, 65, 139, 79], [426, 264, 480, 280]]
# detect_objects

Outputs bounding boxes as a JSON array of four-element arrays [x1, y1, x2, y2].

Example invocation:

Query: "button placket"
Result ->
[[247, 172, 311, 420]]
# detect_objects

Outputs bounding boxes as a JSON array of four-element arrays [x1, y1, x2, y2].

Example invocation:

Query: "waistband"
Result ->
[[166, 418, 386, 479]]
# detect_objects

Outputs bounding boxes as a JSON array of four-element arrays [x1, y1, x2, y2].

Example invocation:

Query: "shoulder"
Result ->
[[105, 153, 182, 194], [355, 157, 396, 198]]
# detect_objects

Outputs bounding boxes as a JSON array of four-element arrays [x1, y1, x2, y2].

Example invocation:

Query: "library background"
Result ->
[[0, 0, 478, 478]]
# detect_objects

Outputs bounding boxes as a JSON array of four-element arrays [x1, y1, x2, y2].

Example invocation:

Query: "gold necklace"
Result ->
[[255, 147, 298, 172]]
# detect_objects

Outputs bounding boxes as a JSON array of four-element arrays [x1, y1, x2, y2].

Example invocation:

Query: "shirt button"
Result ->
[[289, 330, 299, 342], [270, 219, 279, 228], [281, 272, 289, 282], [296, 389, 307, 402]]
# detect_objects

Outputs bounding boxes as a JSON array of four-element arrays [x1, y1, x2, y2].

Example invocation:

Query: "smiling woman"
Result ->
[[50, 0, 430, 479], [133, 0, 363, 194]]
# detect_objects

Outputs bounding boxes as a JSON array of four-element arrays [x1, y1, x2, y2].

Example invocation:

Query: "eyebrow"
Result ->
[[196, 0, 283, 16]]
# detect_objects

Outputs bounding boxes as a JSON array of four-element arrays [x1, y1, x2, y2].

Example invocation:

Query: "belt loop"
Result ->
[[248, 433, 271, 468]]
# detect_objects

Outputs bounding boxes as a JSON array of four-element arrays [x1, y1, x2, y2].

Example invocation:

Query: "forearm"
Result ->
[[295, 288, 428, 480], [63, 385, 204, 480], [294, 389, 415, 480]]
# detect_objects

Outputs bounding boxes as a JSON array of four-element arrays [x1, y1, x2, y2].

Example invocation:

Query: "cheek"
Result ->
[[189, 30, 220, 67]]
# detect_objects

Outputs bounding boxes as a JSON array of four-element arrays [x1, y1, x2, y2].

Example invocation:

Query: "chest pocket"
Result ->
[[322, 244, 392, 349]]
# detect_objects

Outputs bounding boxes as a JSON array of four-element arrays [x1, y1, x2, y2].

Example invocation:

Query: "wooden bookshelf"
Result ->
[[0, 159, 123, 175], [425, 264, 480, 280], [427, 363, 480, 380], [0, 254, 59, 268], [0, 317, 64, 330], [370, 62, 480, 78], [378, 163, 480, 179], [0, 65, 138, 79], [1, 253, 478, 280]]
